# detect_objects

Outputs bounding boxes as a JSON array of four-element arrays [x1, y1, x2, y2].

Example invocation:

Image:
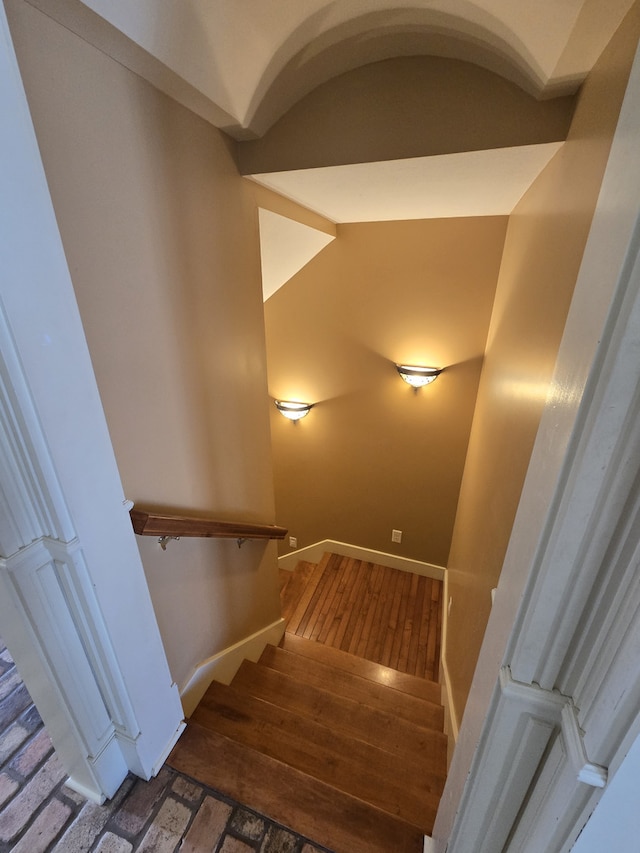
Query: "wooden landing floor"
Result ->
[[281, 553, 443, 682]]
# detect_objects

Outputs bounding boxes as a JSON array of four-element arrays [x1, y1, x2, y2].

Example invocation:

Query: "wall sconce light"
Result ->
[[275, 400, 313, 421], [396, 364, 442, 388]]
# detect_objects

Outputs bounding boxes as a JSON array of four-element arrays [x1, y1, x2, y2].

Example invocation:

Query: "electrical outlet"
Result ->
[[289, 536, 297, 549], [391, 529, 402, 544]]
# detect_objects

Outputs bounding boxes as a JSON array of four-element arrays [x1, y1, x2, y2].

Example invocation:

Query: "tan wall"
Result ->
[[444, 1, 640, 727], [6, 0, 280, 691], [237, 56, 575, 175], [265, 217, 507, 565]]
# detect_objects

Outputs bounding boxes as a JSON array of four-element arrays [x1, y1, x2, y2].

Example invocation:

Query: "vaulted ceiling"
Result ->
[[35, 0, 637, 296], [33, 0, 635, 138]]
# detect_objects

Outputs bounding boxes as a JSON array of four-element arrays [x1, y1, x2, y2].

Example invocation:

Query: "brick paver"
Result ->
[[0, 671, 22, 703], [0, 723, 31, 767], [136, 797, 192, 852], [230, 807, 265, 840], [0, 704, 43, 767], [109, 767, 172, 835], [180, 795, 232, 851], [0, 774, 18, 810], [94, 831, 134, 853], [10, 728, 53, 777], [0, 753, 66, 842], [219, 836, 255, 853], [171, 775, 203, 804], [0, 683, 32, 731], [51, 776, 134, 853], [262, 825, 299, 852], [10, 798, 71, 853]]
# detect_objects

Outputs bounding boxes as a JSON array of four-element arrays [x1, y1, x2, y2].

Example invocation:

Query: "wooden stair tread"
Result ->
[[281, 632, 441, 704], [193, 681, 443, 826], [232, 658, 445, 756], [168, 721, 425, 853], [260, 644, 443, 730]]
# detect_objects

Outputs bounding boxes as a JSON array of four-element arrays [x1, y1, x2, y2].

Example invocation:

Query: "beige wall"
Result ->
[[444, 1, 640, 726], [265, 216, 507, 565], [238, 56, 575, 175], [6, 0, 280, 692]]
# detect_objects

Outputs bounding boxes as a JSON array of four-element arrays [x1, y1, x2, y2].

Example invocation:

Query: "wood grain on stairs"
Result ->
[[259, 644, 442, 731], [169, 721, 425, 853], [280, 632, 442, 704], [192, 681, 441, 827], [231, 658, 445, 759], [168, 557, 447, 853]]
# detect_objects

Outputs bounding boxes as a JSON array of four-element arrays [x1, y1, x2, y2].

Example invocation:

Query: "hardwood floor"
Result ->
[[281, 552, 443, 682], [168, 554, 447, 853]]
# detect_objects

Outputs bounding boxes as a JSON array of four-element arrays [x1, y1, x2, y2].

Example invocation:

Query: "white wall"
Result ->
[[6, 0, 282, 697], [571, 734, 640, 852], [0, 0, 183, 800]]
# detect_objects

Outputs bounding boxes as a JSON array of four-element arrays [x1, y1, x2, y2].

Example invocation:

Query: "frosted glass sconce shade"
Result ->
[[275, 400, 313, 420], [396, 364, 442, 387]]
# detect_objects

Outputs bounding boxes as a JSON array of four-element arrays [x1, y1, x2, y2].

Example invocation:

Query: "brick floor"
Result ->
[[0, 637, 332, 853]]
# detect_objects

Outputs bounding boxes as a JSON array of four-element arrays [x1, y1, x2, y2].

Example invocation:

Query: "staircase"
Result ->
[[168, 559, 447, 853]]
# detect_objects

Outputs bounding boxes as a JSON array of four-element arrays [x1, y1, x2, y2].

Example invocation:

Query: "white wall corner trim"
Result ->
[[561, 704, 607, 788], [278, 539, 445, 580], [149, 721, 187, 778], [499, 668, 608, 788], [0, 5, 184, 801], [180, 619, 286, 718]]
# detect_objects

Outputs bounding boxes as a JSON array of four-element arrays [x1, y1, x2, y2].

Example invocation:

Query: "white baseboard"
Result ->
[[180, 618, 286, 717], [64, 777, 106, 805], [424, 835, 435, 853], [278, 539, 445, 580], [441, 653, 459, 760], [439, 567, 458, 763], [150, 720, 187, 778]]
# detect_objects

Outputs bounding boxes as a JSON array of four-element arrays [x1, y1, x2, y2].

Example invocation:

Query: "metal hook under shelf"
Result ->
[[158, 535, 180, 550]]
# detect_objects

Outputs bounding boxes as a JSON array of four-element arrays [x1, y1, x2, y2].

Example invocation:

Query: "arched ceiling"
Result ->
[[27, 0, 637, 299], [42, 0, 635, 139]]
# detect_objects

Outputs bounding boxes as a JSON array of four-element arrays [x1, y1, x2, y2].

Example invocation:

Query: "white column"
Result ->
[[0, 3, 184, 802]]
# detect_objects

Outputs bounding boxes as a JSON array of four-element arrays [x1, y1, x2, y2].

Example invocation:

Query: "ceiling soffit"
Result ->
[[249, 143, 564, 224]]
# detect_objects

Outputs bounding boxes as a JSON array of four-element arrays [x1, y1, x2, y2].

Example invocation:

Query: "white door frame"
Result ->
[[434, 31, 640, 853], [0, 3, 184, 802]]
